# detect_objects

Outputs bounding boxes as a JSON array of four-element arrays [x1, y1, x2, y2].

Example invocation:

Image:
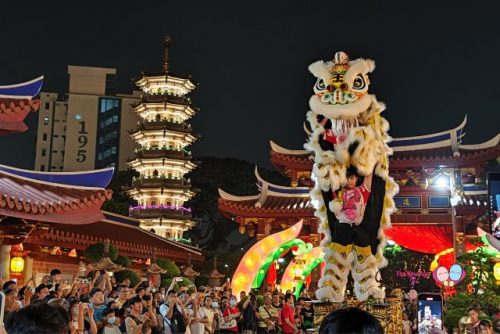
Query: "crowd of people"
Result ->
[[0, 268, 497, 334], [0, 268, 322, 334]]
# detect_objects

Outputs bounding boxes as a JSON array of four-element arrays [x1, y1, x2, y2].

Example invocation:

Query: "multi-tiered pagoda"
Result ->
[[128, 36, 198, 240]]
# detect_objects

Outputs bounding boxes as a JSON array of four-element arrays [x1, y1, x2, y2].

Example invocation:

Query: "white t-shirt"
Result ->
[[103, 326, 122, 334], [187, 307, 206, 334], [402, 319, 412, 334]]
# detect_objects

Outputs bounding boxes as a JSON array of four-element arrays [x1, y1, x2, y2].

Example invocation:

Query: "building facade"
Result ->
[[127, 36, 198, 240], [34, 66, 140, 172]]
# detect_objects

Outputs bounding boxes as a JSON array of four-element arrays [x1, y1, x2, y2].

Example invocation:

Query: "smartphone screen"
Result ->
[[0, 291, 5, 325], [417, 293, 443, 333]]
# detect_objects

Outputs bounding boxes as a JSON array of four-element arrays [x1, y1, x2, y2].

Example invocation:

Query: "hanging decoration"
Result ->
[[432, 263, 466, 298]]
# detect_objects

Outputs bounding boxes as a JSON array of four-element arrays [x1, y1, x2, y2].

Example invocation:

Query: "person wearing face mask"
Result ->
[[210, 298, 223, 334], [102, 307, 122, 334], [219, 295, 240, 334], [201, 295, 216, 334]]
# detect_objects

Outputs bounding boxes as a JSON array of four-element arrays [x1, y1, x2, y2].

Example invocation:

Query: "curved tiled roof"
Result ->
[[0, 168, 112, 224], [0, 76, 44, 135]]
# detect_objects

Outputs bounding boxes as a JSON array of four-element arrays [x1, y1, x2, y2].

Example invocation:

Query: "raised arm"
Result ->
[[363, 172, 373, 191]]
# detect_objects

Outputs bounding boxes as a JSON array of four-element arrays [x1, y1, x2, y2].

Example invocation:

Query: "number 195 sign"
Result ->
[[77, 121, 88, 162]]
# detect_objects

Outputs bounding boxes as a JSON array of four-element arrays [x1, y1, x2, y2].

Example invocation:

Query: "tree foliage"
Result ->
[[184, 156, 287, 266], [84, 243, 118, 262], [102, 169, 139, 216], [442, 246, 500, 332], [115, 255, 132, 267], [114, 269, 141, 287], [157, 258, 181, 278]]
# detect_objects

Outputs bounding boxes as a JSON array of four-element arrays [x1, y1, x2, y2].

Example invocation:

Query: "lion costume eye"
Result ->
[[352, 75, 366, 90], [315, 78, 326, 91]]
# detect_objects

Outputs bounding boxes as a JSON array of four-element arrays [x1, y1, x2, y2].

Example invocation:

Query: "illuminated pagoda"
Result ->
[[219, 116, 500, 268], [128, 36, 198, 240]]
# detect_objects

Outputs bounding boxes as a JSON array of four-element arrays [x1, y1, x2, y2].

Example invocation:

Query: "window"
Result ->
[[111, 146, 117, 154], [105, 74, 116, 96], [45, 102, 50, 110], [41, 149, 46, 157], [43, 117, 49, 125], [41, 165, 45, 171], [52, 150, 58, 153], [42, 133, 47, 141]]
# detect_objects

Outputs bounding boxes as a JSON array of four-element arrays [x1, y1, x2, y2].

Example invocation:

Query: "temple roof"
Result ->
[[0, 76, 44, 135], [271, 116, 500, 170], [0, 76, 44, 99], [218, 167, 313, 218], [0, 167, 112, 225], [390, 116, 467, 152], [24, 210, 204, 264], [0, 164, 114, 188], [135, 73, 196, 96]]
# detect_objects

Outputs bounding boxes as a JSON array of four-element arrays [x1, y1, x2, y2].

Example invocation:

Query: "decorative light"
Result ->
[[277, 258, 285, 263], [280, 247, 323, 295], [231, 220, 303, 300], [51, 246, 62, 256], [68, 249, 77, 258], [494, 262, 500, 283], [129, 205, 192, 212], [10, 257, 24, 273], [434, 175, 449, 187]]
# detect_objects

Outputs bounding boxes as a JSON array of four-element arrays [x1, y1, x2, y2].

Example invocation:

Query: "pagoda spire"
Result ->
[[163, 35, 171, 74]]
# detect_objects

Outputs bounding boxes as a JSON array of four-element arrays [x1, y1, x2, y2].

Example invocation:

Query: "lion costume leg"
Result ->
[[317, 241, 354, 302], [351, 244, 385, 301]]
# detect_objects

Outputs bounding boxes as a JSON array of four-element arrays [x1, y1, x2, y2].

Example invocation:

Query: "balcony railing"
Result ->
[[137, 121, 192, 133], [133, 148, 191, 160], [129, 205, 192, 220], [132, 176, 191, 189]]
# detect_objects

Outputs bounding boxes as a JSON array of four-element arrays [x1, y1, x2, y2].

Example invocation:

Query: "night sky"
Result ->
[[1, 1, 499, 169]]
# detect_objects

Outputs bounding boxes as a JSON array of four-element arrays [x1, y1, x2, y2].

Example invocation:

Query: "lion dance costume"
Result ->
[[305, 51, 399, 302]]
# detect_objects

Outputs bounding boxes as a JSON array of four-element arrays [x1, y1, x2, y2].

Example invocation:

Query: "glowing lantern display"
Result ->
[[231, 220, 303, 299], [280, 246, 323, 296], [10, 256, 25, 273], [494, 262, 500, 284]]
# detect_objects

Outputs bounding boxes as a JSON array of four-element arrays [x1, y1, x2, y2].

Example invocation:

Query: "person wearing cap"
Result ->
[[1, 281, 16, 292], [31, 284, 49, 303]]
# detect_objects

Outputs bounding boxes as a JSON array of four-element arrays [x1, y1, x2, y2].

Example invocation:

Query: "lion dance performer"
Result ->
[[304, 51, 399, 302]]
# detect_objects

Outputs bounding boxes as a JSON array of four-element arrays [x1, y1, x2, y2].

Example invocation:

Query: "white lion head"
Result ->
[[309, 51, 376, 120]]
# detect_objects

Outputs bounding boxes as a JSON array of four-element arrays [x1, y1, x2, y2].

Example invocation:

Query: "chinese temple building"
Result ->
[[0, 74, 203, 284], [128, 36, 198, 240], [219, 117, 500, 267]]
